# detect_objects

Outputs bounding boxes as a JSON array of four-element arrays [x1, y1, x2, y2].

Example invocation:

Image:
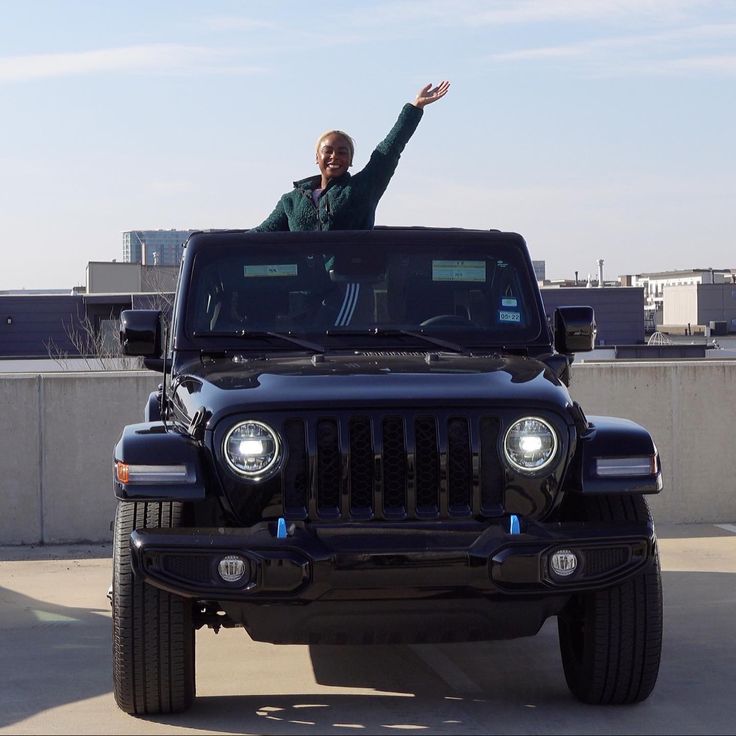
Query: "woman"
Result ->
[[253, 81, 450, 232]]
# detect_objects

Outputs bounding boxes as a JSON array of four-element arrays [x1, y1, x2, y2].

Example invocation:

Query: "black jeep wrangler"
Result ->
[[112, 227, 662, 715]]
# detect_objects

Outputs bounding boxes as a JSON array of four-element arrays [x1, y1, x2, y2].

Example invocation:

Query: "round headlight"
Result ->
[[223, 420, 281, 479], [503, 417, 558, 474]]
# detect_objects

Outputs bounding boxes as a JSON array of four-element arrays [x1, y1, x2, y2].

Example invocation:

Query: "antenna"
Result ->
[[161, 321, 168, 430]]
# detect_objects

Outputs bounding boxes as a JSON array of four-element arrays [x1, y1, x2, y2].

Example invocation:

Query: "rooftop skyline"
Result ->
[[1, 0, 734, 290]]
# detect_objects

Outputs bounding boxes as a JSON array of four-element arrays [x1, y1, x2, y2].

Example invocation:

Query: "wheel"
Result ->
[[112, 500, 195, 715], [557, 495, 663, 704], [419, 314, 474, 327]]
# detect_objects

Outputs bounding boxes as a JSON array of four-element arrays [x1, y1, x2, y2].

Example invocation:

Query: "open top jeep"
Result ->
[[112, 227, 662, 714]]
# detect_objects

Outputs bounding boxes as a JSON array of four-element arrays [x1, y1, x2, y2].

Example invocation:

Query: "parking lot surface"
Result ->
[[1, 523, 734, 735]]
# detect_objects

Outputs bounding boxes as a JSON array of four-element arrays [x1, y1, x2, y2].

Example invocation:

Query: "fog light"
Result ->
[[218, 555, 248, 583], [550, 549, 578, 577]]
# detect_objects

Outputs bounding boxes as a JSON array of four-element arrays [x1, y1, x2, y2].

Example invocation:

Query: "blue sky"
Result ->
[[1, 0, 734, 289]]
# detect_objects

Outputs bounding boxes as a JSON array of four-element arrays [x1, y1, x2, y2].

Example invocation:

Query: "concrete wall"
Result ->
[[1, 363, 734, 545], [0, 372, 160, 544], [568, 361, 736, 526]]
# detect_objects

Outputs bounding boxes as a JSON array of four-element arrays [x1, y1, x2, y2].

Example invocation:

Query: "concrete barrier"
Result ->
[[1, 372, 160, 545], [569, 360, 736, 526], [0, 362, 734, 544]]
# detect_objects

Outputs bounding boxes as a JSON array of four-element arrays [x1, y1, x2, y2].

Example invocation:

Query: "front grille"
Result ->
[[280, 411, 506, 521]]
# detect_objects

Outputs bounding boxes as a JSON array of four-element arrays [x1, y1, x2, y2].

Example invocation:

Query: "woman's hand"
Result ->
[[413, 80, 451, 109]]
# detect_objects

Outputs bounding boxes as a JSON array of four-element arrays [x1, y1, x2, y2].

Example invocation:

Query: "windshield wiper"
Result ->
[[196, 330, 325, 353], [326, 328, 469, 355]]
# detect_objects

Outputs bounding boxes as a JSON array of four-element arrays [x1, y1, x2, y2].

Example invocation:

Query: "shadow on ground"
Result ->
[[0, 568, 734, 735], [0, 585, 111, 730]]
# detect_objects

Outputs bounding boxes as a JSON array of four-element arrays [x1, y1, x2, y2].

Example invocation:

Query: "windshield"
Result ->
[[186, 238, 542, 349]]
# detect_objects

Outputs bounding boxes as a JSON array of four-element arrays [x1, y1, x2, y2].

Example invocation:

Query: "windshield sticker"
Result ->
[[244, 264, 298, 278], [499, 310, 521, 323], [432, 260, 486, 282], [501, 297, 518, 307]]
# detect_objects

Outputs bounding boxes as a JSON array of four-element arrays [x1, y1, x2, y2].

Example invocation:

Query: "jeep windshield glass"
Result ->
[[186, 238, 542, 348]]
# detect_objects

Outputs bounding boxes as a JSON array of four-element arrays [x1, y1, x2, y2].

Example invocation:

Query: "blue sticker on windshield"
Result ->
[[498, 310, 521, 323]]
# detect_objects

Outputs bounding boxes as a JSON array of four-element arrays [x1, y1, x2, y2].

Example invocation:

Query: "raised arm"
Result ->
[[361, 81, 451, 196]]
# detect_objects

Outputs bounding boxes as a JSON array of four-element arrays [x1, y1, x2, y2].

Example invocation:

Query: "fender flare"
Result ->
[[577, 416, 662, 495], [113, 422, 207, 501]]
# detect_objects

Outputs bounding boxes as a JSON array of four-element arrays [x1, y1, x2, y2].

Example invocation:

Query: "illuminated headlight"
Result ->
[[503, 417, 558, 473], [223, 421, 281, 479]]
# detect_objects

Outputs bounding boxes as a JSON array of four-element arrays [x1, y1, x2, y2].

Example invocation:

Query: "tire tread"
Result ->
[[112, 500, 195, 715]]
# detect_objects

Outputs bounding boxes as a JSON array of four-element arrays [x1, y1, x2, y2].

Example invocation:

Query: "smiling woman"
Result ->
[[252, 81, 450, 232]]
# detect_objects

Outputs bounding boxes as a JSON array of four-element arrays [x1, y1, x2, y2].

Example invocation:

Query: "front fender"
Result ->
[[577, 416, 662, 495], [113, 422, 207, 501]]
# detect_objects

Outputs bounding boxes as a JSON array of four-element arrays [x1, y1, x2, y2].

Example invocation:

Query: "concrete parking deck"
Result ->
[[1, 524, 735, 735]]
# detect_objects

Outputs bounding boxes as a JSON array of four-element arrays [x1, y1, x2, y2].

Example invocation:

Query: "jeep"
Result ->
[[112, 227, 662, 714]]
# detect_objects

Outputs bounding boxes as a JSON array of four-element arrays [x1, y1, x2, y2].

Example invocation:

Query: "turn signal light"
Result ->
[[115, 462, 130, 484]]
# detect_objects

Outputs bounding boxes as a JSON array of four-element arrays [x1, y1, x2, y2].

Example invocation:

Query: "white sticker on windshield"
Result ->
[[499, 310, 521, 323], [501, 297, 517, 307], [244, 264, 298, 278], [432, 260, 486, 282]]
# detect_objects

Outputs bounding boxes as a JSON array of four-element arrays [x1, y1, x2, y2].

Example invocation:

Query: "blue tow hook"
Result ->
[[508, 514, 521, 535], [276, 517, 287, 539]]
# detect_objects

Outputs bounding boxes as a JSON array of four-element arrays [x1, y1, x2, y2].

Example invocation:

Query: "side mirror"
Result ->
[[120, 310, 162, 357], [554, 306, 596, 353]]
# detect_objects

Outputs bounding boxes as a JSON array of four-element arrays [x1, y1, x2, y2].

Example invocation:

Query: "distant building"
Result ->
[[532, 260, 545, 282], [621, 268, 735, 332], [86, 262, 178, 295], [663, 283, 736, 334], [624, 268, 734, 310], [541, 286, 646, 346], [1, 291, 174, 358], [123, 229, 195, 266]]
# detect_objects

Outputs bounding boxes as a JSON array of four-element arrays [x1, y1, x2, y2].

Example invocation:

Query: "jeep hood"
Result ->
[[170, 353, 572, 426]]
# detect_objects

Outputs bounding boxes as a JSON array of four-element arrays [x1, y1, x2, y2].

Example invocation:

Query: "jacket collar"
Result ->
[[293, 172, 351, 192]]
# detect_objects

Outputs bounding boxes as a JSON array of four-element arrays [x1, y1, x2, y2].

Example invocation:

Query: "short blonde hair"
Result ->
[[315, 130, 355, 164]]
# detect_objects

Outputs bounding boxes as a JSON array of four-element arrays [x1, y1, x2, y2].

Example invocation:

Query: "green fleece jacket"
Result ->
[[253, 103, 423, 232]]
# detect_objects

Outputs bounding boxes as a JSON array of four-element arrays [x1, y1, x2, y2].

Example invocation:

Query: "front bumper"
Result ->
[[130, 516, 654, 601]]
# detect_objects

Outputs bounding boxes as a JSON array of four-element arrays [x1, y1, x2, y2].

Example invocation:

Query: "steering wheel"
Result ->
[[419, 314, 474, 327]]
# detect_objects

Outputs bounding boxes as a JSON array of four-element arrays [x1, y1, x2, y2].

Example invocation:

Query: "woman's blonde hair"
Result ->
[[315, 130, 355, 164]]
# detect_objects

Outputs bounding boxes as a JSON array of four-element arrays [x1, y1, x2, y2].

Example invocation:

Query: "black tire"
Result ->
[[112, 500, 195, 715], [557, 495, 663, 704]]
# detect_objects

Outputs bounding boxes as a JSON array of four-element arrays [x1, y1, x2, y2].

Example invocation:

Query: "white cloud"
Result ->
[[0, 44, 266, 83], [342, 0, 718, 28], [487, 22, 736, 76], [202, 16, 278, 32]]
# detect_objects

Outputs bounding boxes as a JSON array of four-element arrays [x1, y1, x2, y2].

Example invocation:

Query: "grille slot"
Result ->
[[585, 547, 629, 576], [280, 411, 507, 521], [447, 418, 472, 514], [162, 554, 212, 583], [415, 416, 439, 514], [382, 416, 407, 517], [316, 419, 340, 516], [479, 417, 503, 513], [349, 417, 374, 517], [283, 419, 308, 517]]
